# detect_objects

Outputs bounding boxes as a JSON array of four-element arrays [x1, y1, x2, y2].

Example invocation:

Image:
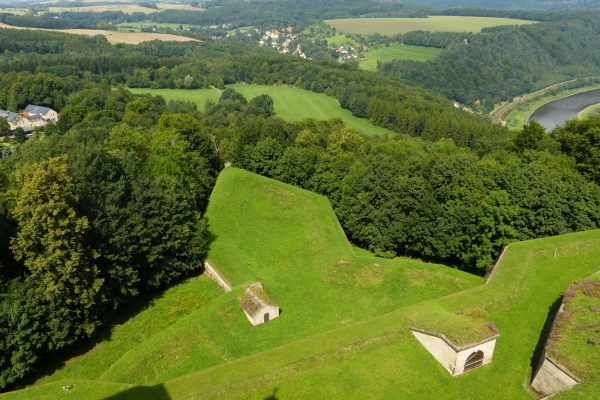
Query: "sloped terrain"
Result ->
[[1, 168, 483, 399]]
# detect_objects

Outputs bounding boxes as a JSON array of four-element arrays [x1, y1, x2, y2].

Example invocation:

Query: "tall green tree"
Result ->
[[11, 156, 103, 332]]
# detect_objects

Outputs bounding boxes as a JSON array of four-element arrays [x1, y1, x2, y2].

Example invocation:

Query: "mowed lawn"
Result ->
[[325, 16, 537, 35], [127, 85, 394, 136], [4, 168, 482, 399], [360, 43, 442, 70]]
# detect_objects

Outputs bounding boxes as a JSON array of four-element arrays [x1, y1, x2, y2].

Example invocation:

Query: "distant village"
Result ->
[[0, 104, 58, 139]]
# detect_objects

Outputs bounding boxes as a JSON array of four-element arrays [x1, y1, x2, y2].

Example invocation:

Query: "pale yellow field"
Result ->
[[325, 16, 537, 35], [0, 22, 199, 44], [2, 3, 204, 16]]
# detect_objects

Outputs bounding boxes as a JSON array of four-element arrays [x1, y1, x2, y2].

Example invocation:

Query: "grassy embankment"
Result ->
[[2, 168, 483, 399], [325, 16, 537, 36], [503, 83, 600, 130], [3, 168, 600, 399], [578, 103, 600, 119], [127, 85, 394, 137]]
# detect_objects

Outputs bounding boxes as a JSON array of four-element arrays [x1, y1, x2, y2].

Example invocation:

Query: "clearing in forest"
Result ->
[[2, 168, 599, 399], [325, 16, 537, 36], [126, 85, 394, 137], [360, 43, 442, 70]]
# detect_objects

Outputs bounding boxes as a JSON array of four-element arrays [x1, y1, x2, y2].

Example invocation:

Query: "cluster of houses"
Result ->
[[0, 105, 58, 136], [333, 45, 360, 61]]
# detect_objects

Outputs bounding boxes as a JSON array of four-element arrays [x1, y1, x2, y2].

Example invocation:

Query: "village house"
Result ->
[[0, 111, 32, 130], [239, 282, 280, 326], [0, 104, 58, 133], [24, 104, 58, 123]]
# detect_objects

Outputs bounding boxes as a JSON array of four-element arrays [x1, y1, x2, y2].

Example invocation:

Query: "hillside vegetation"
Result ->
[[127, 85, 394, 136], [3, 169, 600, 399]]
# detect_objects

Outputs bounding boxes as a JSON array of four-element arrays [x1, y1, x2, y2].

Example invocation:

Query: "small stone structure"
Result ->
[[410, 327, 499, 376], [530, 303, 580, 397], [239, 282, 280, 326], [531, 355, 579, 397], [203, 260, 232, 292]]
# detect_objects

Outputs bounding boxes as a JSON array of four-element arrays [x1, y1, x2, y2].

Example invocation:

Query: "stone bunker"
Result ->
[[410, 327, 499, 376], [239, 282, 280, 326]]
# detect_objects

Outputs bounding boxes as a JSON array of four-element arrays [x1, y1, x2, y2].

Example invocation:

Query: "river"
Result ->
[[527, 88, 600, 131]]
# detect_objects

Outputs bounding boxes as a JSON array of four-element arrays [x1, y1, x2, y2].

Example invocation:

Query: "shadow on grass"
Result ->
[[10, 270, 206, 392], [104, 384, 171, 399], [529, 295, 563, 383], [264, 387, 279, 400]]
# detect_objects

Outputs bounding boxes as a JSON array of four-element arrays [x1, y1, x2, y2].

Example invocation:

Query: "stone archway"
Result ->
[[464, 350, 484, 372]]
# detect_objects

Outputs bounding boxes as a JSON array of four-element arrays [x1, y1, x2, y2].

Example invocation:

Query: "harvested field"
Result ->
[[0, 23, 198, 44], [325, 16, 537, 35]]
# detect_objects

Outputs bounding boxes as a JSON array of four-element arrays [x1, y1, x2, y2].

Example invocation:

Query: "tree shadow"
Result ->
[[529, 295, 563, 383], [104, 384, 171, 399], [264, 387, 279, 400]]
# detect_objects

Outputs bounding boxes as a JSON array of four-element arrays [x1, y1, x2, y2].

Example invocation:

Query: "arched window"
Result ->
[[464, 350, 484, 372]]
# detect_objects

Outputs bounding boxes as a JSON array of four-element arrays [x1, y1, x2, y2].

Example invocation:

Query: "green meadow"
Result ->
[[360, 43, 442, 70], [325, 16, 537, 36], [126, 85, 394, 136]]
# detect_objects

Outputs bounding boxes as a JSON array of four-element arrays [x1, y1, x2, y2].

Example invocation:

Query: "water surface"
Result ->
[[528, 88, 600, 131]]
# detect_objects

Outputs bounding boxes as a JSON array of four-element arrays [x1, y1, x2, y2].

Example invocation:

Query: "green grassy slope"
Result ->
[[325, 16, 537, 35], [126, 85, 394, 137], [154, 230, 600, 399], [1, 168, 482, 399]]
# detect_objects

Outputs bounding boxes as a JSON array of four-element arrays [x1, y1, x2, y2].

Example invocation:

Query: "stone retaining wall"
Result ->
[[203, 260, 232, 292]]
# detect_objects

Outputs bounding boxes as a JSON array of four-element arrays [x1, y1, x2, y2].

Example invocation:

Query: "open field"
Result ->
[[2, 168, 599, 399], [325, 16, 537, 35], [0, 22, 198, 44], [360, 43, 442, 70], [127, 85, 394, 136], [40, 3, 204, 15], [578, 103, 600, 119]]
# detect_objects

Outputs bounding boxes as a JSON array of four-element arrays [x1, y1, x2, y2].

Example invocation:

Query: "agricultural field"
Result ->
[[0, 22, 198, 44], [2, 168, 599, 399], [39, 3, 204, 15], [127, 85, 394, 136], [360, 43, 442, 70], [325, 16, 537, 35]]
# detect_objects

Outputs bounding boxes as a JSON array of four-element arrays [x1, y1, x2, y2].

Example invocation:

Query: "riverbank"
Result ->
[[577, 103, 600, 119], [503, 83, 600, 131]]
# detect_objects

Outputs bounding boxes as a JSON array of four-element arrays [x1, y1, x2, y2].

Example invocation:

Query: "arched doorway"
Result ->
[[264, 313, 270, 323], [464, 350, 484, 372]]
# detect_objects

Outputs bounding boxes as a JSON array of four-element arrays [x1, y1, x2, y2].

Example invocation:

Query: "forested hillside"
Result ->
[[381, 14, 600, 109]]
